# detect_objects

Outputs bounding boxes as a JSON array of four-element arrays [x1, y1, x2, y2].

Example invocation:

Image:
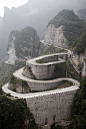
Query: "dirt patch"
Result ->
[[57, 81, 73, 88]]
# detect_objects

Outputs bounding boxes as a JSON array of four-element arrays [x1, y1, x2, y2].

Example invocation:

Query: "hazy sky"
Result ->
[[0, 0, 29, 17]]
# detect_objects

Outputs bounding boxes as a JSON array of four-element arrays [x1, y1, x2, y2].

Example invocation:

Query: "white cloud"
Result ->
[[0, 0, 29, 17]]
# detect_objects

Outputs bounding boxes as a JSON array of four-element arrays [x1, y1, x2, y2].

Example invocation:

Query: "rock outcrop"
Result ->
[[6, 26, 40, 65], [44, 24, 68, 48], [5, 35, 17, 65]]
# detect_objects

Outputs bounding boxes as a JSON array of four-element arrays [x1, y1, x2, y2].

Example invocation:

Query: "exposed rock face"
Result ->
[[6, 26, 40, 65], [5, 35, 17, 65], [9, 83, 30, 93], [72, 53, 84, 64], [44, 24, 68, 48]]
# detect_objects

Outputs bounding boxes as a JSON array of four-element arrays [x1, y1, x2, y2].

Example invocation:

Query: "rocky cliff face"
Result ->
[[44, 24, 68, 48], [78, 9, 86, 21], [5, 35, 17, 65], [6, 26, 40, 65]]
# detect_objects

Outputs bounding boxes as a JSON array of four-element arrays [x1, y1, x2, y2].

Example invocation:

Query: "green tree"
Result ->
[[0, 95, 38, 129], [71, 78, 86, 129]]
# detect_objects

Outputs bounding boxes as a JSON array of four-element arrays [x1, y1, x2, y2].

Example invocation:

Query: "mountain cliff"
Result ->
[[44, 10, 86, 54], [6, 26, 40, 64], [0, 0, 86, 61], [44, 24, 68, 48], [78, 8, 86, 21]]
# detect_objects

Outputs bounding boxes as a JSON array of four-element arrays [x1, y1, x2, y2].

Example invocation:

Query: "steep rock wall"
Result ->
[[44, 24, 68, 48], [26, 90, 77, 128], [5, 35, 17, 65], [71, 52, 84, 67], [6, 27, 40, 65]]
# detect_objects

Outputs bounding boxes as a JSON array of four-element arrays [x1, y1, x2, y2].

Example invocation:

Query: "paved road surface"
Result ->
[[2, 78, 80, 99]]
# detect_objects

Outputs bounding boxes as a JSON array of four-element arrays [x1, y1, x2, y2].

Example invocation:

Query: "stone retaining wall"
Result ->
[[13, 68, 67, 92], [26, 89, 77, 128], [2, 78, 80, 129], [36, 54, 58, 62], [27, 79, 62, 91], [31, 64, 55, 80], [26, 53, 68, 79]]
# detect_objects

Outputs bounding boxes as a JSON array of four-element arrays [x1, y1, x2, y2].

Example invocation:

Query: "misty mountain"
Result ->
[[78, 8, 86, 21], [0, 0, 86, 61], [0, 16, 2, 26]]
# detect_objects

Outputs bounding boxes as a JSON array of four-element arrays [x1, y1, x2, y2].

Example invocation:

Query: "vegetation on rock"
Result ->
[[50, 63, 66, 79], [0, 95, 38, 129], [70, 78, 86, 129], [9, 75, 29, 93], [0, 61, 25, 86], [74, 32, 86, 54], [48, 10, 86, 54], [39, 43, 67, 56], [66, 60, 80, 80], [8, 26, 40, 58]]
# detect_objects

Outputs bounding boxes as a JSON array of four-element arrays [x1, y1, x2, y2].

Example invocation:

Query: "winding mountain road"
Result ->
[[2, 77, 80, 99], [2, 40, 80, 99], [41, 40, 80, 74]]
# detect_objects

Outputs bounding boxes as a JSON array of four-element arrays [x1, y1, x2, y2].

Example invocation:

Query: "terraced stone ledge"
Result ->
[[2, 72, 80, 98], [26, 53, 68, 79]]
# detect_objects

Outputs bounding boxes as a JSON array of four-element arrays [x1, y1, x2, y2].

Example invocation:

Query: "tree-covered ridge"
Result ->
[[70, 78, 86, 129], [48, 10, 86, 54], [48, 10, 79, 27], [74, 32, 86, 54], [0, 95, 38, 129], [8, 26, 40, 58]]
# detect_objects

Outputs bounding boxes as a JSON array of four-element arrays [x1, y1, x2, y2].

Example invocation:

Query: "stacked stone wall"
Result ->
[[31, 64, 55, 80], [13, 68, 65, 92], [26, 89, 77, 128], [37, 55, 58, 62], [27, 79, 62, 91], [2, 77, 80, 129], [2, 46, 80, 129], [26, 53, 68, 80]]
